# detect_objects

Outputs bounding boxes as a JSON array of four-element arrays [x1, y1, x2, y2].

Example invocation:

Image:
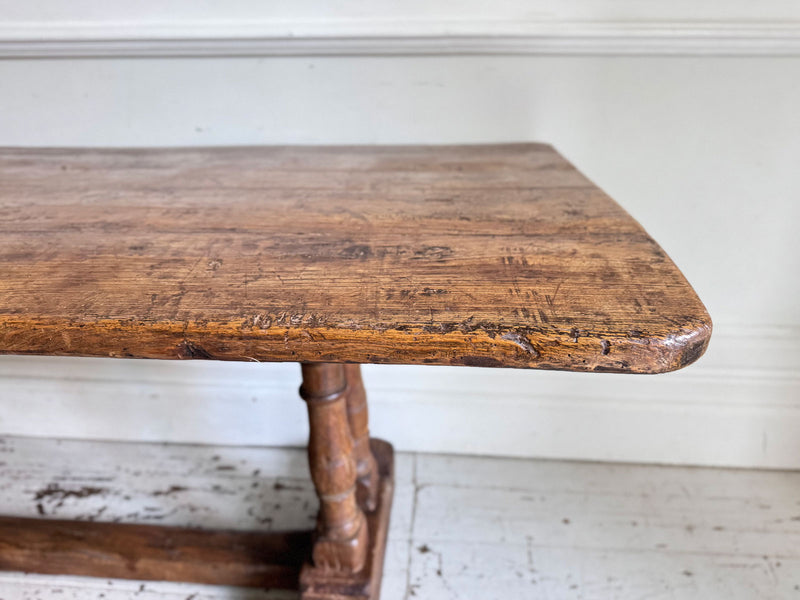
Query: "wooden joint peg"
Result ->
[[300, 363, 368, 573]]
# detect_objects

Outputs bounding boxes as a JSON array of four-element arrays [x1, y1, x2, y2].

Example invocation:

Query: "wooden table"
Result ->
[[0, 144, 711, 599]]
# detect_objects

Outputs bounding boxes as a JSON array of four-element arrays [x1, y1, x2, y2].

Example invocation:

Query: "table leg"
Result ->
[[299, 363, 369, 573], [299, 363, 395, 600]]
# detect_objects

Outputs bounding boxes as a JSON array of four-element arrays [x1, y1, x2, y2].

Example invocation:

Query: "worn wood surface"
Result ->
[[0, 144, 710, 372], [0, 517, 309, 588]]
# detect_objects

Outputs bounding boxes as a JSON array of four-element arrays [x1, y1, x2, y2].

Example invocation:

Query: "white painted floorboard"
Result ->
[[0, 437, 797, 599]]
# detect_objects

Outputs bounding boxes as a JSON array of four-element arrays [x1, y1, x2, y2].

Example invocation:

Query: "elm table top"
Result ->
[[0, 144, 711, 373]]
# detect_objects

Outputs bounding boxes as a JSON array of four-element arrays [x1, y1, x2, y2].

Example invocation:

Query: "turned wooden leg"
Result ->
[[300, 363, 368, 573], [343, 364, 379, 512]]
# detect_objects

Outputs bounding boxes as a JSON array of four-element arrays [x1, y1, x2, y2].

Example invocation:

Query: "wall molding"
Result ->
[[2, 20, 800, 58]]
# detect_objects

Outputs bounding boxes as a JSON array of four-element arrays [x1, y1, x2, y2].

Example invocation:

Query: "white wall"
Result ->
[[0, 3, 798, 469]]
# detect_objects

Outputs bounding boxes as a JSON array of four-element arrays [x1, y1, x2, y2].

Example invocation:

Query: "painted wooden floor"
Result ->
[[0, 436, 798, 599]]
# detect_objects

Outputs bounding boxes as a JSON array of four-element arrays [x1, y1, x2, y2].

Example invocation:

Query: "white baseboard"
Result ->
[[0, 325, 797, 470]]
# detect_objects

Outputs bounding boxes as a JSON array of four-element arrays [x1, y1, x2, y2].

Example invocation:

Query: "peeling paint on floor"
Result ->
[[0, 437, 798, 599]]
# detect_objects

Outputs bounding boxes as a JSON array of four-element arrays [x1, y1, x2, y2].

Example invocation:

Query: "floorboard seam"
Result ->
[[402, 453, 418, 600]]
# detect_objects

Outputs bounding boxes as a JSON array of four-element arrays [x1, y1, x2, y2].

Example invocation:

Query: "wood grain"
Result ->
[[0, 144, 711, 373], [0, 516, 309, 587]]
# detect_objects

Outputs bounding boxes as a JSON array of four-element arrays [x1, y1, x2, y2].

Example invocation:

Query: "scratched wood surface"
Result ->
[[0, 436, 797, 600], [0, 144, 710, 372]]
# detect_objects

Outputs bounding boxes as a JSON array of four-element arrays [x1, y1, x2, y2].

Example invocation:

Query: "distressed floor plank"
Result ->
[[410, 454, 800, 598], [0, 437, 798, 599]]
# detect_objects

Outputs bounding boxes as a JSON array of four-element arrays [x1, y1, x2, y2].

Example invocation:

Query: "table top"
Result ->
[[0, 144, 710, 373]]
